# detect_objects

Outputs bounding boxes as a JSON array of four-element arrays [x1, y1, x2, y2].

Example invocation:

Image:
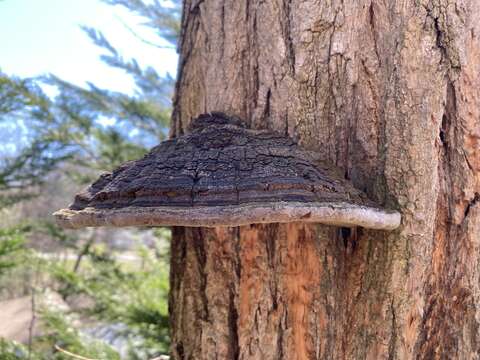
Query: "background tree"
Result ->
[[0, 0, 180, 358], [169, 0, 480, 359]]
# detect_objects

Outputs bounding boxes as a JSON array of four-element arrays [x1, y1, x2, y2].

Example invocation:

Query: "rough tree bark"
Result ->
[[168, 0, 480, 359]]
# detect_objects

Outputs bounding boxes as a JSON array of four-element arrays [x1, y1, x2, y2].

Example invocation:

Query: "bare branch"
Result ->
[[54, 345, 98, 360], [114, 15, 175, 49]]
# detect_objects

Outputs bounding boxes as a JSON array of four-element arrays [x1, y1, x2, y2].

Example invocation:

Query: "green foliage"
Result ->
[[0, 226, 27, 275], [103, 0, 181, 46], [0, 313, 121, 360], [49, 240, 171, 357], [124, 263, 170, 356], [0, 74, 72, 193], [0, 339, 34, 360], [0, 228, 171, 358], [0, 0, 181, 193], [0, 192, 36, 209], [0, 0, 180, 358], [39, 311, 121, 360]]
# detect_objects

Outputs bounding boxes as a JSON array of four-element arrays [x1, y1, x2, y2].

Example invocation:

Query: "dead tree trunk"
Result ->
[[169, 1, 480, 358]]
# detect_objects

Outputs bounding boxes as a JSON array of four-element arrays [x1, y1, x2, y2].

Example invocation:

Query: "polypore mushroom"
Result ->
[[54, 113, 401, 230]]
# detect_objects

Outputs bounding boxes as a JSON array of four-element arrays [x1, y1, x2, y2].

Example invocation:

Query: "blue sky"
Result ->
[[0, 0, 178, 92], [0, 0, 179, 155]]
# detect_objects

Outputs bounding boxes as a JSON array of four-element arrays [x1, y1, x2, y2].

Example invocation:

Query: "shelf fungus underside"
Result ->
[[54, 113, 401, 230]]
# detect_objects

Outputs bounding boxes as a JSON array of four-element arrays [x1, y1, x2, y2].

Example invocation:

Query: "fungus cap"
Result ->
[[54, 113, 401, 230]]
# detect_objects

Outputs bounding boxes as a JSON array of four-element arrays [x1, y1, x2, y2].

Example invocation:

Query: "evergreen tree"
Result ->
[[0, 0, 180, 192], [0, 0, 181, 358]]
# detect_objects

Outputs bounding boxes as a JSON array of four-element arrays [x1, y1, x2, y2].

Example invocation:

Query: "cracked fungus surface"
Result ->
[[55, 113, 401, 229], [69, 113, 376, 211]]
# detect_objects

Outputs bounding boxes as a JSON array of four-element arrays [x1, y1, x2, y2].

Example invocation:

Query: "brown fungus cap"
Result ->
[[54, 113, 401, 230]]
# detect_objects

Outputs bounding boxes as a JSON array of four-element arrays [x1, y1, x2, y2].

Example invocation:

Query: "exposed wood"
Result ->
[[170, 0, 480, 358]]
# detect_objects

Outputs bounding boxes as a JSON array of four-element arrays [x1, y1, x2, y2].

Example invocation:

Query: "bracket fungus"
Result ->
[[54, 113, 401, 230]]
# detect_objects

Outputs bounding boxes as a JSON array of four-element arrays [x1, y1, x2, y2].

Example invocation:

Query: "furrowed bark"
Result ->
[[169, 0, 480, 358]]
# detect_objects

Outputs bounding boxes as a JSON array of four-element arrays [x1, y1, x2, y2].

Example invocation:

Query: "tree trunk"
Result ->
[[168, 0, 480, 359]]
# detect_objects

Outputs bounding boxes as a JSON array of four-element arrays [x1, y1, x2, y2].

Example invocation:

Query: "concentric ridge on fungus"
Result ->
[[54, 112, 401, 230]]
